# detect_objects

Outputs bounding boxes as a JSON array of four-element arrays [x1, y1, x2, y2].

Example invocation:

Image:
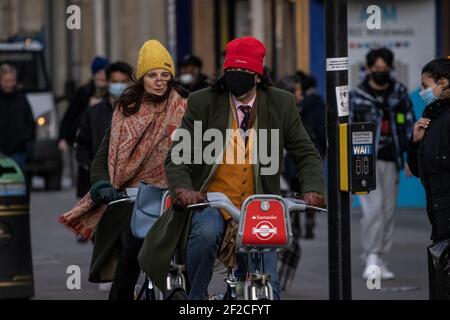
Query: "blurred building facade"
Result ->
[[0, 0, 314, 98], [1, 0, 450, 207], [1, 0, 449, 98]]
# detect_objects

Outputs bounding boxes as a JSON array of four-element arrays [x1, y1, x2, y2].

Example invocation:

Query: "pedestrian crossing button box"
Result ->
[[339, 123, 376, 194]]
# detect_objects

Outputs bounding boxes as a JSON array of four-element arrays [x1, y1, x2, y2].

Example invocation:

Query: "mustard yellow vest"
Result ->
[[206, 115, 256, 220]]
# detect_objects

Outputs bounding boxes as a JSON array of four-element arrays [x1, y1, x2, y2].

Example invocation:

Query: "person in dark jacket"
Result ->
[[297, 73, 326, 240], [275, 72, 326, 292], [178, 55, 209, 93], [350, 48, 415, 280], [277, 72, 325, 240], [75, 61, 133, 198], [298, 73, 326, 160], [0, 63, 35, 171], [58, 56, 109, 152], [274, 75, 303, 292], [407, 58, 450, 299]]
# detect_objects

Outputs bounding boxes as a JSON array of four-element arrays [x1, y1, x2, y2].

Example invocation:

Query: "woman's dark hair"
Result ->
[[366, 48, 394, 68], [210, 66, 273, 93], [117, 75, 188, 117], [106, 61, 133, 80], [422, 58, 450, 83]]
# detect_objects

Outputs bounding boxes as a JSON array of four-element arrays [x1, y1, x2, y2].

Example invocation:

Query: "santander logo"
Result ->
[[252, 215, 277, 220], [235, 59, 248, 64]]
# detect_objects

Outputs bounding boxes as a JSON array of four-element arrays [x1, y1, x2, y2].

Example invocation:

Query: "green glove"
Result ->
[[90, 180, 120, 204]]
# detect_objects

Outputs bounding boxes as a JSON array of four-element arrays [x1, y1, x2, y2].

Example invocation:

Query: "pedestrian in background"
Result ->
[[297, 72, 326, 162], [75, 61, 133, 199], [277, 72, 325, 240], [275, 71, 326, 291], [58, 40, 187, 300], [0, 63, 35, 180], [297, 72, 326, 240], [73, 61, 133, 248], [407, 58, 450, 299], [58, 56, 110, 152], [275, 74, 304, 292], [350, 48, 415, 280], [178, 54, 209, 93]]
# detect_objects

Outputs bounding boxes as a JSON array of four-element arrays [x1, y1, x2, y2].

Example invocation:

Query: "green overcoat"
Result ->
[[138, 86, 324, 292]]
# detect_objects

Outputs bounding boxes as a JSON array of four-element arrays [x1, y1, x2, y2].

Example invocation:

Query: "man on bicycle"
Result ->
[[138, 36, 325, 300]]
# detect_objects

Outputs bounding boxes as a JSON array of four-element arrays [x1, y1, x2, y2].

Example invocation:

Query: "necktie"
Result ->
[[239, 105, 252, 132]]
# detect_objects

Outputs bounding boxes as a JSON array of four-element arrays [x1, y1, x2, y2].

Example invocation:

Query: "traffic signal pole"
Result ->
[[325, 0, 352, 300]]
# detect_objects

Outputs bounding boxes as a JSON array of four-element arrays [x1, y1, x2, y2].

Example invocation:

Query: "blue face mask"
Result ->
[[419, 82, 439, 107], [109, 83, 127, 98]]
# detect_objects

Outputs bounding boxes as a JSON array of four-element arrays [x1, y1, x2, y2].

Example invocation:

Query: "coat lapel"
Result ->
[[214, 92, 231, 137], [257, 88, 272, 132], [254, 88, 272, 193], [200, 92, 232, 192]]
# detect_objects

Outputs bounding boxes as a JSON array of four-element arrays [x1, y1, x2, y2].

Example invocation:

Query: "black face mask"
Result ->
[[224, 71, 256, 98], [371, 71, 391, 86]]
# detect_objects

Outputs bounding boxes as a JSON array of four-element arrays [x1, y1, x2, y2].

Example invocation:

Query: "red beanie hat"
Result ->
[[223, 36, 266, 75]]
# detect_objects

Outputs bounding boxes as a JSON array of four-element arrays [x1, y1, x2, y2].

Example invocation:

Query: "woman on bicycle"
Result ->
[[59, 40, 187, 300]]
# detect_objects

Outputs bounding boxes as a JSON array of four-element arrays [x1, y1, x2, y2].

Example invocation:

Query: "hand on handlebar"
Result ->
[[90, 180, 122, 205], [174, 188, 205, 208], [302, 192, 326, 209]]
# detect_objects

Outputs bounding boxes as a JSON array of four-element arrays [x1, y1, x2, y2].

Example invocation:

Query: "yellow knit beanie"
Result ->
[[136, 40, 175, 80]]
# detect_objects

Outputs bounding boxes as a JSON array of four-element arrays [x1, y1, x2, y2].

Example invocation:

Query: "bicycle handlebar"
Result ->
[[187, 193, 327, 222], [284, 197, 327, 214], [107, 191, 136, 207]]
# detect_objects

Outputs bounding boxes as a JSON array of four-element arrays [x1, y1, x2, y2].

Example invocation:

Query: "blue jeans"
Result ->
[[186, 207, 281, 300]]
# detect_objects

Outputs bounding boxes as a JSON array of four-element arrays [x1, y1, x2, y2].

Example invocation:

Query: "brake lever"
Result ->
[[288, 194, 327, 214], [107, 196, 135, 207], [305, 205, 327, 214], [187, 202, 211, 210]]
